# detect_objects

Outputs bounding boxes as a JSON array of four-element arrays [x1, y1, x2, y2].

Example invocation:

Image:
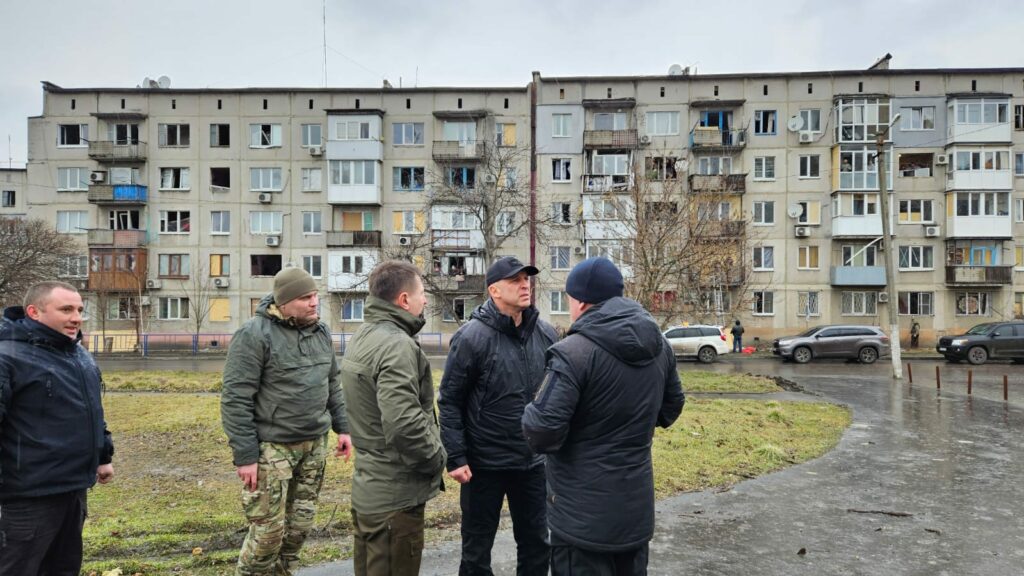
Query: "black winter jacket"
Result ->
[[521, 297, 685, 552], [0, 307, 114, 500], [439, 300, 556, 471]]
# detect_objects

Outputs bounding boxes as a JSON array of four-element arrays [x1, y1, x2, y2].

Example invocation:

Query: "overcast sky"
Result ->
[[2, 0, 1022, 168]]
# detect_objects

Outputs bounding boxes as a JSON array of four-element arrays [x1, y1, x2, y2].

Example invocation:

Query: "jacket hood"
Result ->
[[569, 297, 663, 366], [254, 293, 321, 330], [364, 295, 426, 337], [469, 298, 539, 339], [1, 306, 82, 350]]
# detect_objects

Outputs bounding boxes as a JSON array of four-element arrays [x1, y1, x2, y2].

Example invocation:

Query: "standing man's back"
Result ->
[[0, 281, 115, 575], [522, 258, 685, 575], [342, 260, 446, 576]]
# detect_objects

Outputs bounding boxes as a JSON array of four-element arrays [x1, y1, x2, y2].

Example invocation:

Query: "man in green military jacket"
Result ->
[[341, 260, 446, 576], [221, 267, 352, 575]]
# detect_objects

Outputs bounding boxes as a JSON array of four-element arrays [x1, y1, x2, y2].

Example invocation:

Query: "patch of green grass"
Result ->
[[87, 381, 847, 574], [679, 370, 781, 393], [103, 371, 223, 393]]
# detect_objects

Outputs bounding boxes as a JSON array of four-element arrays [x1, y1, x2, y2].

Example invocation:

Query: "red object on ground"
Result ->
[[742, 346, 756, 355]]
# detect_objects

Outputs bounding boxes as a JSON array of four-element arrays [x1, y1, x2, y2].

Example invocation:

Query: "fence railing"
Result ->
[[83, 332, 448, 356]]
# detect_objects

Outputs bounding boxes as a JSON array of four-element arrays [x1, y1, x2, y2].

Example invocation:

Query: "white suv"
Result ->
[[663, 325, 731, 363]]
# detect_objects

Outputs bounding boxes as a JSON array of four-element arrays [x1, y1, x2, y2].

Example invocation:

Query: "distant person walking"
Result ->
[[910, 319, 921, 349], [730, 320, 745, 353]]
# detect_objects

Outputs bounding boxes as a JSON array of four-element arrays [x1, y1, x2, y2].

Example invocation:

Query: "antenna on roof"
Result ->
[[668, 64, 684, 76], [157, 76, 171, 89]]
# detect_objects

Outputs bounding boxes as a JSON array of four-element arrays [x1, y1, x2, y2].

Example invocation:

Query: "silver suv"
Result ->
[[663, 325, 730, 363], [773, 325, 890, 364]]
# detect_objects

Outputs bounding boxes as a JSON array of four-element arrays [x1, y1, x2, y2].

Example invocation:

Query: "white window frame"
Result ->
[[799, 109, 821, 133], [898, 246, 934, 271], [898, 292, 933, 316], [158, 123, 190, 147], [550, 291, 569, 315], [645, 111, 679, 136], [552, 114, 571, 138], [954, 100, 1009, 125], [301, 124, 322, 147], [753, 156, 775, 180], [797, 246, 819, 270], [302, 255, 323, 278], [550, 246, 570, 270], [342, 298, 365, 321], [57, 167, 89, 191], [341, 255, 365, 274], [392, 122, 424, 146], [331, 160, 376, 186], [552, 158, 572, 182], [900, 106, 935, 131], [250, 167, 283, 192], [955, 291, 992, 316], [336, 120, 371, 141], [752, 246, 774, 271], [697, 156, 732, 176], [393, 166, 425, 192], [799, 155, 820, 178], [395, 211, 420, 234], [898, 199, 934, 224], [496, 211, 515, 236], [302, 211, 323, 234], [249, 211, 283, 235], [210, 210, 231, 235], [752, 201, 775, 225], [158, 297, 190, 320], [158, 253, 191, 278], [159, 167, 191, 191], [249, 124, 283, 148], [442, 298, 468, 322], [57, 255, 89, 278], [842, 245, 877, 267], [57, 123, 88, 147], [752, 290, 774, 315], [55, 211, 87, 234], [797, 201, 821, 225], [552, 202, 572, 225], [301, 168, 322, 192], [797, 291, 820, 317], [841, 291, 878, 316], [753, 110, 777, 135], [1016, 198, 1024, 223], [159, 210, 191, 234]]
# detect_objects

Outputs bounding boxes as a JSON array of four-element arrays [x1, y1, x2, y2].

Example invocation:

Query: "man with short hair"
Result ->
[[341, 260, 446, 576], [523, 258, 685, 576], [0, 281, 115, 575], [222, 267, 352, 576], [440, 256, 556, 575], [730, 320, 745, 353]]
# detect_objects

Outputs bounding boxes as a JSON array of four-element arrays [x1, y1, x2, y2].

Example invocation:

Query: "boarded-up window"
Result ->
[[210, 298, 231, 322]]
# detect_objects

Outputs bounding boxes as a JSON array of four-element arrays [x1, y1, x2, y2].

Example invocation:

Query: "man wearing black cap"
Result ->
[[522, 257, 685, 576], [439, 256, 557, 575]]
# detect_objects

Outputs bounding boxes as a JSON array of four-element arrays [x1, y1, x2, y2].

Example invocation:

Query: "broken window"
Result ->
[[249, 124, 282, 147], [158, 124, 190, 147], [393, 167, 425, 191], [645, 157, 678, 180], [899, 153, 933, 177], [250, 254, 283, 276], [210, 124, 230, 147], [552, 158, 572, 182], [448, 167, 476, 188], [111, 123, 140, 144], [210, 167, 230, 189], [552, 202, 572, 224], [108, 210, 141, 230], [58, 124, 88, 146], [159, 168, 190, 190]]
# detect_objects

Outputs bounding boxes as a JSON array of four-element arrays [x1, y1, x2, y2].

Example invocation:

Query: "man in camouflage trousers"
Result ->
[[222, 268, 352, 575]]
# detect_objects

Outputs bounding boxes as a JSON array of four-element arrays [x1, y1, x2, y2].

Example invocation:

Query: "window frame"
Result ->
[[210, 210, 231, 235], [752, 290, 774, 316], [250, 167, 284, 192], [753, 156, 776, 180], [752, 245, 775, 271], [753, 110, 777, 135], [158, 210, 191, 234], [249, 123, 283, 148], [249, 211, 283, 235], [752, 201, 775, 225], [301, 124, 323, 147]]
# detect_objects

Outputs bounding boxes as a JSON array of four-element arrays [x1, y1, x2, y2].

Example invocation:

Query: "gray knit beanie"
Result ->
[[273, 267, 318, 305]]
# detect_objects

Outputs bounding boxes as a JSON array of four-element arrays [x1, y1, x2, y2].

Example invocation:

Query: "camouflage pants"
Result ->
[[236, 435, 328, 576]]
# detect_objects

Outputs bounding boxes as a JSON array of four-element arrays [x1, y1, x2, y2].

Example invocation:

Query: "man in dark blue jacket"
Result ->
[[440, 256, 556, 575], [0, 281, 114, 575], [522, 258, 684, 576]]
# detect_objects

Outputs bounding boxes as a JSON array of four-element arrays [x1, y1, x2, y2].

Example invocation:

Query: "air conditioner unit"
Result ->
[[145, 279, 162, 289], [925, 225, 941, 237], [308, 145, 323, 156], [877, 292, 890, 303], [90, 171, 107, 183], [258, 193, 273, 204], [398, 235, 412, 246], [139, 296, 151, 307], [935, 154, 949, 166], [483, 174, 497, 185], [213, 277, 230, 288], [639, 134, 652, 145], [794, 226, 810, 237], [574, 246, 585, 255], [798, 131, 814, 144], [71, 278, 88, 290], [265, 235, 281, 247]]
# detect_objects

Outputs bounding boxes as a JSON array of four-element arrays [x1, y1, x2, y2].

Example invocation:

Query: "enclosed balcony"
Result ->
[[88, 184, 147, 205], [87, 248, 148, 292], [689, 127, 747, 152], [688, 174, 746, 194], [432, 140, 485, 162], [88, 140, 147, 162], [830, 266, 886, 286], [946, 95, 1012, 144], [430, 229, 484, 251], [945, 265, 1013, 285], [582, 174, 633, 193], [87, 229, 148, 248], [583, 130, 638, 149], [325, 230, 382, 248]]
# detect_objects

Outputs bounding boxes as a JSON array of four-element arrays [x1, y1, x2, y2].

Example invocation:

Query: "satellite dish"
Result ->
[[786, 203, 803, 219], [141, 77, 152, 88], [786, 115, 805, 133], [157, 76, 171, 89], [668, 64, 684, 76]]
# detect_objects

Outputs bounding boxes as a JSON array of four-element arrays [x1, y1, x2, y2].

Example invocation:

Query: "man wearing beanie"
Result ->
[[522, 257, 685, 576], [222, 267, 352, 575], [439, 256, 556, 575]]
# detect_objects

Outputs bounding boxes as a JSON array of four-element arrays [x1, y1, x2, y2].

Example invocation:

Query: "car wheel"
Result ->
[[698, 346, 717, 364], [792, 346, 812, 364], [966, 346, 988, 365], [858, 347, 878, 364]]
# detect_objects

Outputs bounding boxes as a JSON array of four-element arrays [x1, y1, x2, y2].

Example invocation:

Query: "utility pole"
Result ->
[[876, 114, 903, 379]]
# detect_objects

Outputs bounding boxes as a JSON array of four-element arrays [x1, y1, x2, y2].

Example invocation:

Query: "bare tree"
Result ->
[[179, 261, 216, 337], [0, 218, 79, 307]]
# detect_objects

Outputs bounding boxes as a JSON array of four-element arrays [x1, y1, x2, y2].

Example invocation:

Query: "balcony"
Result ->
[[430, 229, 484, 251], [431, 273, 486, 294], [432, 140, 484, 162], [88, 140, 147, 162], [945, 265, 1013, 285], [583, 174, 633, 193], [830, 266, 886, 286], [88, 184, 147, 204], [87, 248, 149, 292], [326, 138, 383, 162], [698, 220, 746, 238], [688, 174, 746, 194], [87, 229, 148, 247], [945, 215, 1012, 239], [325, 230, 382, 248], [945, 169, 1013, 191], [583, 130, 638, 149], [689, 127, 747, 151], [831, 215, 882, 238]]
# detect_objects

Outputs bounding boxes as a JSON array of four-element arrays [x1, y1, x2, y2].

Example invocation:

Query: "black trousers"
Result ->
[[550, 534, 649, 576], [0, 490, 87, 576], [459, 465, 548, 576]]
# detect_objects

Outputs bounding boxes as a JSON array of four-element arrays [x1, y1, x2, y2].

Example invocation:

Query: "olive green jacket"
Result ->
[[342, 296, 445, 514], [221, 294, 348, 466]]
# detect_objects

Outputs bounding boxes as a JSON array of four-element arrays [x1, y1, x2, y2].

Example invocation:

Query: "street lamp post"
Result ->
[[876, 113, 902, 379]]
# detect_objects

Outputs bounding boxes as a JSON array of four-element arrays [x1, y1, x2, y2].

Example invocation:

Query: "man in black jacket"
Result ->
[[439, 256, 557, 575], [0, 281, 114, 575], [522, 258, 685, 576]]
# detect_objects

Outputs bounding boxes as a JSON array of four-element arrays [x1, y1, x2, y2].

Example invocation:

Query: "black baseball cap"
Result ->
[[486, 256, 539, 286]]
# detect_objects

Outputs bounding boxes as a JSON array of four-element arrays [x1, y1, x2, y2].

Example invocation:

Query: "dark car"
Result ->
[[772, 325, 890, 364], [937, 322, 1024, 365]]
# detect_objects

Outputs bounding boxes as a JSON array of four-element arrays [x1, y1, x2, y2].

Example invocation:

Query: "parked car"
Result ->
[[663, 325, 730, 363], [937, 322, 1024, 365], [772, 325, 889, 364]]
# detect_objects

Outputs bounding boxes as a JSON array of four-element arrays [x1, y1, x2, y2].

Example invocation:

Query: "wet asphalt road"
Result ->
[[296, 356, 1024, 576]]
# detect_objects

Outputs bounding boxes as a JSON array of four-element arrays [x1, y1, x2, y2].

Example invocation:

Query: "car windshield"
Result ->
[[965, 323, 995, 335], [795, 327, 822, 337]]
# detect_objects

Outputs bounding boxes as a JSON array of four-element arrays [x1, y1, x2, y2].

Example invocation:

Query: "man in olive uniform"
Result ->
[[222, 267, 352, 575]]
